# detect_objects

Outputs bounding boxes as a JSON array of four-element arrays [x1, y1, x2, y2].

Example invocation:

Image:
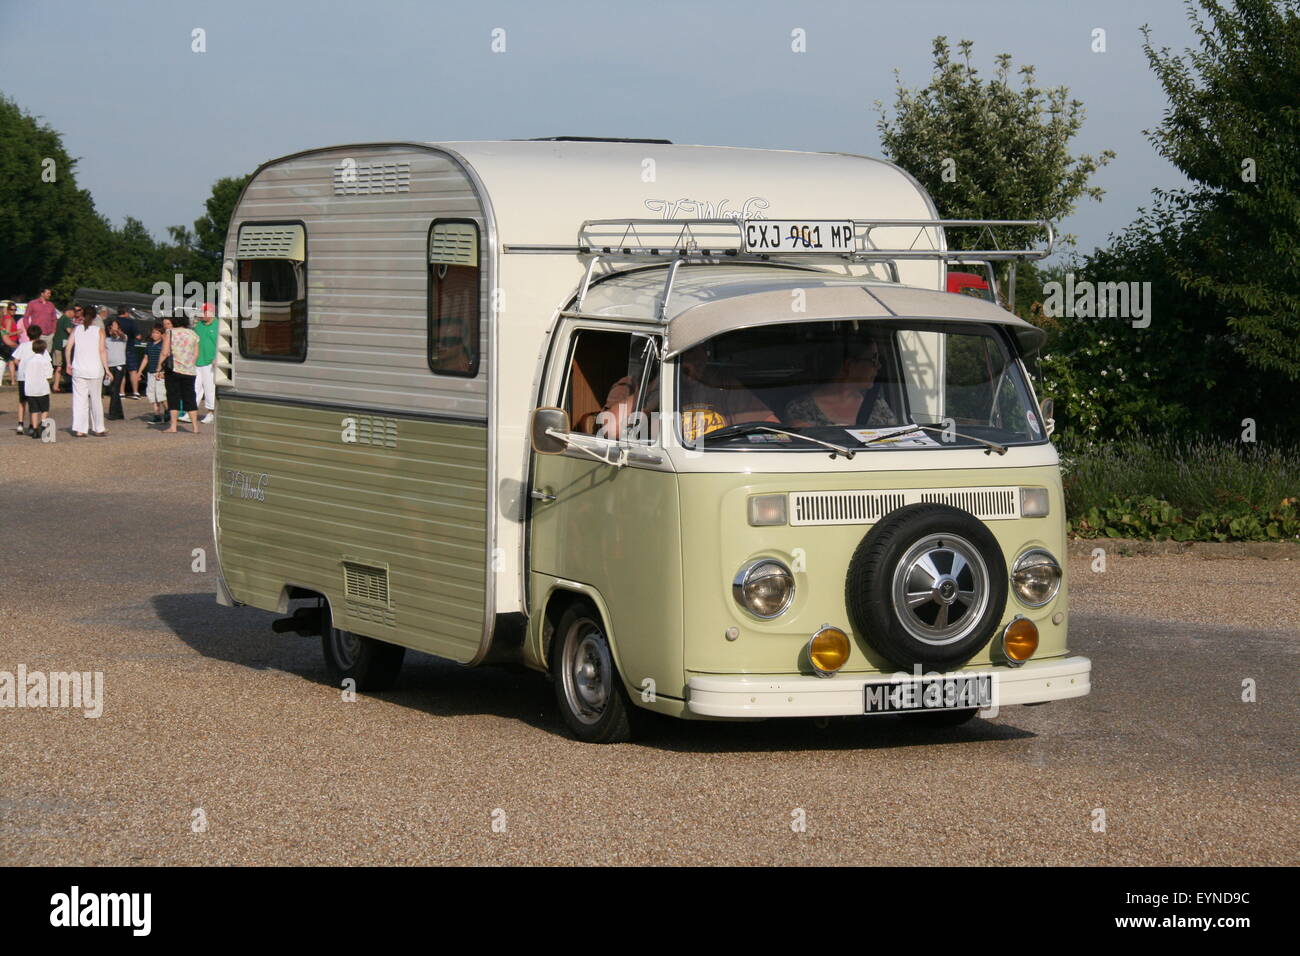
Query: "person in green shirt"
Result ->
[[52, 307, 76, 392], [193, 303, 219, 424]]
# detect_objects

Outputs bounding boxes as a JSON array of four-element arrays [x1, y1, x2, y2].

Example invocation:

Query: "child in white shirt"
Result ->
[[21, 339, 54, 438], [11, 336, 35, 434]]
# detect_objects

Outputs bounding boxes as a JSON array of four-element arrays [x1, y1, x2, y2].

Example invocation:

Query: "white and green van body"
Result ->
[[212, 139, 1090, 742]]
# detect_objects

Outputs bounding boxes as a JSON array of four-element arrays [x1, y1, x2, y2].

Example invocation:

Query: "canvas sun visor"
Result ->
[[236, 224, 305, 261]]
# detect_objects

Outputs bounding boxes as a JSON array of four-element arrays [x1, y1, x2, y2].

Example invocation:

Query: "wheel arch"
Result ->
[[538, 581, 634, 691]]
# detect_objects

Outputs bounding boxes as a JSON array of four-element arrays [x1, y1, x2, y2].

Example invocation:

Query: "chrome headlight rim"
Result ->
[[732, 558, 796, 619], [1010, 547, 1062, 608]]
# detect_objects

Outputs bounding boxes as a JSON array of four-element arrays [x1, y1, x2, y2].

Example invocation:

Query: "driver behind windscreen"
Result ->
[[784, 336, 897, 428], [602, 342, 776, 443]]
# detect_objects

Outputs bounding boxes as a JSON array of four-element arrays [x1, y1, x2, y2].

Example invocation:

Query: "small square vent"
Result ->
[[343, 560, 390, 608]]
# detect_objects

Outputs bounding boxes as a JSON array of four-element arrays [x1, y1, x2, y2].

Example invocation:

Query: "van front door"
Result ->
[[529, 329, 684, 699]]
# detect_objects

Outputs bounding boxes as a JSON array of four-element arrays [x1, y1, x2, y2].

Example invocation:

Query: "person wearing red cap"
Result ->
[[193, 303, 218, 424]]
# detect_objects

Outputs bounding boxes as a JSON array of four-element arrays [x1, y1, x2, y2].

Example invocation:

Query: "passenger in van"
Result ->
[[784, 338, 897, 428], [677, 344, 776, 443]]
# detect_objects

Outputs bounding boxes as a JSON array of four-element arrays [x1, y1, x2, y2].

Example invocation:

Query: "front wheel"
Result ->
[[550, 602, 634, 743], [321, 611, 405, 691]]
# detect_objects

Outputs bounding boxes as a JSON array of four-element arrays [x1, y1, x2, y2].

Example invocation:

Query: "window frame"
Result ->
[[234, 219, 309, 364], [426, 218, 482, 378], [557, 326, 663, 446]]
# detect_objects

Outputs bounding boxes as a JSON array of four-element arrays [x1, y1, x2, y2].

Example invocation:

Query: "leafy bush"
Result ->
[[1062, 437, 1300, 541]]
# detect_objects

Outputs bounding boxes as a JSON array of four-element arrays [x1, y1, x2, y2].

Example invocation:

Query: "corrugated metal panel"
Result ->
[[215, 397, 489, 662], [223, 146, 488, 418]]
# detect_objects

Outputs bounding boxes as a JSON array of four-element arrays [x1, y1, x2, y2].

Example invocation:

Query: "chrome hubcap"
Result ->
[[891, 534, 989, 646], [561, 620, 612, 725]]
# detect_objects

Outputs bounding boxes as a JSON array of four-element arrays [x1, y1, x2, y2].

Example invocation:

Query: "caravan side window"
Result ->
[[428, 220, 481, 377], [561, 330, 661, 441], [235, 222, 307, 362]]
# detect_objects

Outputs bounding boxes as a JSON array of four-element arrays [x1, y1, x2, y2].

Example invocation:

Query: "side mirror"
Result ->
[[1039, 397, 1055, 437], [531, 406, 570, 454]]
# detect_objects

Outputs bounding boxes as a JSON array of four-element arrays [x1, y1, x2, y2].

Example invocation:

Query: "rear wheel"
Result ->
[[320, 609, 405, 691], [550, 601, 634, 743]]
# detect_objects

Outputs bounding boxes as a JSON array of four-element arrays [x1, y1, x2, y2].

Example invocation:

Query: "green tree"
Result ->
[[0, 93, 103, 297], [1142, 0, 1300, 380], [191, 174, 252, 284], [876, 37, 1114, 258]]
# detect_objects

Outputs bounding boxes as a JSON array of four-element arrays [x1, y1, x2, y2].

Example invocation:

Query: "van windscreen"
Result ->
[[676, 321, 1046, 450]]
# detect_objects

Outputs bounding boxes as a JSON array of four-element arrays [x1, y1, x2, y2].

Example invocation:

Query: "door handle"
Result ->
[[530, 489, 556, 502]]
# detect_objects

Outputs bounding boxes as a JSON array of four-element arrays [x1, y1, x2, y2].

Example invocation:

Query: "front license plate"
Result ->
[[863, 674, 995, 714], [742, 219, 855, 253]]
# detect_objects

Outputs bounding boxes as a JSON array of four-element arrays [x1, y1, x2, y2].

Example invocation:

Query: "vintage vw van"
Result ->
[[212, 139, 1090, 742]]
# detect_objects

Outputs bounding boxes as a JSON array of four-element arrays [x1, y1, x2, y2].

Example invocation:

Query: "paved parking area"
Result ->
[[1, 391, 1296, 865]]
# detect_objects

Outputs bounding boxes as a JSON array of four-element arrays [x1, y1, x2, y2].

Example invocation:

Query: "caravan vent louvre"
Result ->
[[788, 487, 1021, 526], [332, 160, 411, 195], [355, 416, 397, 448], [342, 561, 390, 608], [347, 599, 396, 628], [236, 224, 305, 261], [429, 222, 479, 266]]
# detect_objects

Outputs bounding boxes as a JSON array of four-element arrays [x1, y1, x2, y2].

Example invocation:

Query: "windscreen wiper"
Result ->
[[862, 423, 1008, 455], [700, 422, 856, 459]]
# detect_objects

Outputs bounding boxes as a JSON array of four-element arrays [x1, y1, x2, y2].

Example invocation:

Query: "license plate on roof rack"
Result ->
[[743, 220, 855, 254]]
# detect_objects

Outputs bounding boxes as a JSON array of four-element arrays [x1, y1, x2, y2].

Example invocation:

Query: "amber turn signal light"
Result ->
[[807, 626, 851, 676], [1001, 617, 1039, 665]]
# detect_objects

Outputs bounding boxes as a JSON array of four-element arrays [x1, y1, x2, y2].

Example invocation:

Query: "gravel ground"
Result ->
[[1, 390, 1296, 865]]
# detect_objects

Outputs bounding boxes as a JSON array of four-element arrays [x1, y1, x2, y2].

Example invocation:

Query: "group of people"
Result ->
[[2, 289, 219, 440]]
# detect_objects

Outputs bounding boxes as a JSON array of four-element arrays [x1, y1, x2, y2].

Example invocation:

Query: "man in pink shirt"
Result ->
[[22, 288, 59, 347]]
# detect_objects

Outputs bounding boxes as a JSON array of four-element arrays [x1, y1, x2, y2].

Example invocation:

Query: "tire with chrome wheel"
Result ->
[[550, 601, 634, 743], [321, 608, 405, 691], [846, 504, 1007, 671]]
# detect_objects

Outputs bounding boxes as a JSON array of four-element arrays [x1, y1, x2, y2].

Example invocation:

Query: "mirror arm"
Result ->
[[546, 428, 627, 468]]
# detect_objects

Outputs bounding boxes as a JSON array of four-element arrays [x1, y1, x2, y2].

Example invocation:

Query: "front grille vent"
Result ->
[[789, 486, 1021, 526]]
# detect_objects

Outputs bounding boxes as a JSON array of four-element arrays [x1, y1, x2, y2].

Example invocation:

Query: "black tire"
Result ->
[[320, 608, 405, 691], [845, 503, 1007, 671], [549, 601, 634, 744]]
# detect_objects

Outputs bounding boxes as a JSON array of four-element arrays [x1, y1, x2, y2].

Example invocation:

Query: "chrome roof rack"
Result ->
[[505, 217, 1054, 314], [505, 217, 1054, 261]]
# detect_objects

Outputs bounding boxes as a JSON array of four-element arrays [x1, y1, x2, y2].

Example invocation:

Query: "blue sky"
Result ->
[[0, 0, 1200, 257]]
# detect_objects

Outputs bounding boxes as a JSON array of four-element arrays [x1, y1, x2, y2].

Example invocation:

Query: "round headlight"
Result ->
[[733, 559, 795, 618], [1011, 549, 1062, 607]]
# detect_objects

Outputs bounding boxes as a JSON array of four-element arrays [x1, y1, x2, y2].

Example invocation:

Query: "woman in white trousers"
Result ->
[[67, 309, 109, 437]]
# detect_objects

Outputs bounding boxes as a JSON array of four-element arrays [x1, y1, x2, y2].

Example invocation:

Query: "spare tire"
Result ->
[[845, 503, 1007, 671]]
